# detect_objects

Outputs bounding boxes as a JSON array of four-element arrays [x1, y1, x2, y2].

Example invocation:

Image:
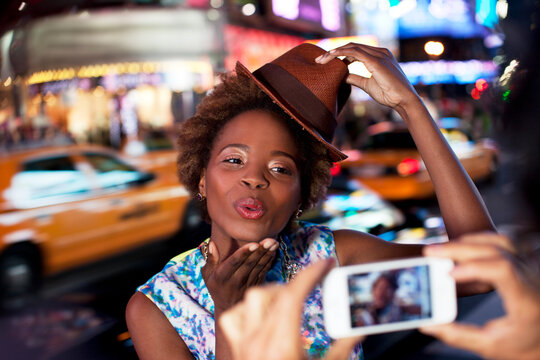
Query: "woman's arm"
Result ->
[[126, 292, 195, 360], [334, 229, 423, 265], [317, 44, 495, 265], [392, 98, 495, 239]]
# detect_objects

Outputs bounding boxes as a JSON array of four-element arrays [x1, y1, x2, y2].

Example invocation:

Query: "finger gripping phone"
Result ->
[[322, 257, 456, 338]]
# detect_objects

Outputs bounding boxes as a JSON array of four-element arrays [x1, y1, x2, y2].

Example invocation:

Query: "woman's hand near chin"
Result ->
[[201, 238, 279, 312], [201, 238, 279, 360]]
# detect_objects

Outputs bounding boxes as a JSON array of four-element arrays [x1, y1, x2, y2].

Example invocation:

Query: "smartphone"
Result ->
[[322, 257, 456, 338]]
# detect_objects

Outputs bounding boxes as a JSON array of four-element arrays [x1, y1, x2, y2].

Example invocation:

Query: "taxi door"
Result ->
[[80, 152, 186, 258], [6, 152, 105, 274]]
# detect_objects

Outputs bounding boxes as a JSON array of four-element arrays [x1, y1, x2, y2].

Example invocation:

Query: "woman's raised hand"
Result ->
[[201, 238, 279, 313], [315, 43, 419, 110]]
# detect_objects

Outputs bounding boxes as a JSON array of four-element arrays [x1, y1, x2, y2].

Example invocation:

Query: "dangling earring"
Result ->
[[295, 209, 303, 219], [196, 192, 205, 201]]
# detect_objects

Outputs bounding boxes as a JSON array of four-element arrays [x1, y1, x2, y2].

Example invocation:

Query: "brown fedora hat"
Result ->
[[235, 43, 350, 161]]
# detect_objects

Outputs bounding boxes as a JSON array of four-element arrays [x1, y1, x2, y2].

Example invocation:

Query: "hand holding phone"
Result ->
[[323, 257, 456, 338]]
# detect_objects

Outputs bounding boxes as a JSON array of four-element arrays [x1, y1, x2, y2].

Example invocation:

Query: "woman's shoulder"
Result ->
[[294, 220, 332, 236], [137, 242, 207, 299], [291, 221, 334, 246], [287, 221, 336, 261]]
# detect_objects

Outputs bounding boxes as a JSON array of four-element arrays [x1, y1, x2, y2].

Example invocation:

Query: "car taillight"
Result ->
[[397, 158, 420, 176], [330, 162, 341, 176]]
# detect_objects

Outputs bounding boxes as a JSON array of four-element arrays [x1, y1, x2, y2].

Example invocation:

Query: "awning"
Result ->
[[7, 7, 224, 76]]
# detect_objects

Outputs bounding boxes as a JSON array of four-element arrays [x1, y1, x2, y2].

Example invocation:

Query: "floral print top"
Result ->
[[137, 221, 364, 360]]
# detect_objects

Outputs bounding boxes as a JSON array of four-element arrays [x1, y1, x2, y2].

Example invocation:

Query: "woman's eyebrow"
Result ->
[[218, 143, 249, 153], [271, 150, 297, 162]]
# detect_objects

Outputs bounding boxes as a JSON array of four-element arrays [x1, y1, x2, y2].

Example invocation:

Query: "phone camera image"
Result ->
[[347, 265, 431, 328]]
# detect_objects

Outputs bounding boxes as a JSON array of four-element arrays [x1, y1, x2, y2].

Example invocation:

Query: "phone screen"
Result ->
[[347, 265, 432, 328]]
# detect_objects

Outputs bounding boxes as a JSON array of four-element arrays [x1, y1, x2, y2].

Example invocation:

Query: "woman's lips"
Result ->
[[233, 198, 266, 220]]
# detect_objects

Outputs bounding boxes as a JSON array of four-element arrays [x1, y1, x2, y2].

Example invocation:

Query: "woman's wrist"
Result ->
[[394, 94, 427, 124]]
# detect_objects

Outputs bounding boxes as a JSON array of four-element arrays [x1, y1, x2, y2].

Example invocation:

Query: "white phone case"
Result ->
[[323, 257, 456, 338]]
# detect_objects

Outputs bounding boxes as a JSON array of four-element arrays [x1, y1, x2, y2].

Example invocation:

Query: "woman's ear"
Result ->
[[198, 170, 206, 197]]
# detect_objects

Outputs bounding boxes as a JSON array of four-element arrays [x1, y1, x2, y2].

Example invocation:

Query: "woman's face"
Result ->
[[199, 109, 302, 246], [372, 278, 395, 309]]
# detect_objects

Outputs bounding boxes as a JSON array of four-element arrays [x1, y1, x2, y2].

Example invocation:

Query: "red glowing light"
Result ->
[[330, 162, 341, 177], [397, 158, 420, 176], [475, 78, 488, 92], [471, 87, 481, 100]]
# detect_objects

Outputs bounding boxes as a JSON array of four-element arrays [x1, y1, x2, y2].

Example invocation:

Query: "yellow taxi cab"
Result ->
[[0, 144, 192, 306], [121, 129, 178, 175], [340, 120, 498, 201]]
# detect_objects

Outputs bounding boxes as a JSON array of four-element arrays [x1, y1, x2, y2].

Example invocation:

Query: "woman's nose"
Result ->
[[241, 168, 269, 189]]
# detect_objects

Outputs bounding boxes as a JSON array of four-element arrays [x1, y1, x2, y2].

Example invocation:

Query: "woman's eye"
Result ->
[[224, 157, 243, 165], [271, 166, 293, 175]]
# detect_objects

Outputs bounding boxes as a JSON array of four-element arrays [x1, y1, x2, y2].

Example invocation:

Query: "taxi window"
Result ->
[[84, 153, 143, 189], [7, 155, 92, 207], [24, 156, 76, 172], [362, 131, 417, 150], [143, 131, 174, 151]]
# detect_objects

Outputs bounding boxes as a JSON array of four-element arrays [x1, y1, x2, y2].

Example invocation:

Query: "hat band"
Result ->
[[253, 63, 336, 142]]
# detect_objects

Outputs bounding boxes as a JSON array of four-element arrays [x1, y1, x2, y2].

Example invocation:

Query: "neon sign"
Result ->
[[400, 60, 498, 85], [271, 0, 342, 32]]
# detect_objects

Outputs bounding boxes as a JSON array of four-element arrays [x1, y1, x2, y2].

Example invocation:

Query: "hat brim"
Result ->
[[235, 61, 348, 162]]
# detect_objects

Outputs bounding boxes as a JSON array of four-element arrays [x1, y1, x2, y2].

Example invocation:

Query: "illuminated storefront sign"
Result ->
[[224, 25, 304, 71], [271, 0, 341, 31], [27, 60, 214, 92], [224, 29, 380, 75], [476, 0, 498, 28], [400, 60, 498, 84], [269, 0, 343, 33], [397, 0, 488, 38]]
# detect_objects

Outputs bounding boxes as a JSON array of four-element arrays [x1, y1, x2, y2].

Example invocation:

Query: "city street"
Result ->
[[0, 1, 532, 359]]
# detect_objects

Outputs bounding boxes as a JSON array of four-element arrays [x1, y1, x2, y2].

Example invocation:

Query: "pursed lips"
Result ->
[[233, 197, 266, 220]]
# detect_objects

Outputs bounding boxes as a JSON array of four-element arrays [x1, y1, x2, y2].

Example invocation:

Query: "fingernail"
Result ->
[[270, 243, 279, 251], [329, 49, 336, 54], [249, 243, 259, 252], [315, 55, 322, 62], [263, 240, 274, 249], [208, 241, 213, 255]]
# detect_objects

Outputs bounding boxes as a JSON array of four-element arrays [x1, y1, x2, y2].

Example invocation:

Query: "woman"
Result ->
[[352, 273, 402, 327], [126, 42, 495, 360]]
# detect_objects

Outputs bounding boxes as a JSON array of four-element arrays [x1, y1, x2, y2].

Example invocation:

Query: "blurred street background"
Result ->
[[0, 0, 536, 359]]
